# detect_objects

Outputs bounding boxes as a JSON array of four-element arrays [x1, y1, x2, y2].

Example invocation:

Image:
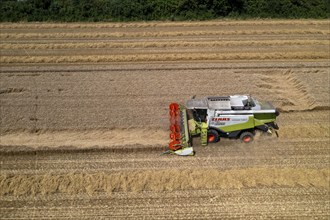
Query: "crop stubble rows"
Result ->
[[0, 20, 329, 219], [0, 20, 329, 63]]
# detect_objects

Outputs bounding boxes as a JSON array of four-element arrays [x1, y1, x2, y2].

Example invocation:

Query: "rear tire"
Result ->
[[240, 131, 254, 143], [207, 129, 220, 143]]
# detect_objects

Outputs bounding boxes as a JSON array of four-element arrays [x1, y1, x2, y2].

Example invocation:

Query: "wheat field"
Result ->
[[0, 20, 329, 219]]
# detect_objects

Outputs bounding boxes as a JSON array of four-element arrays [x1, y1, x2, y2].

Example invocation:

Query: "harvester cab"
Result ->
[[165, 95, 279, 156]]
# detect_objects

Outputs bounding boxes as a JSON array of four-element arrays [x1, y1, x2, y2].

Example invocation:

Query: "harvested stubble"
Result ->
[[0, 20, 329, 219], [0, 20, 328, 29], [1, 168, 328, 197], [1, 29, 328, 40], [1, 40, 328, 50], [1, 52, 329, 63]]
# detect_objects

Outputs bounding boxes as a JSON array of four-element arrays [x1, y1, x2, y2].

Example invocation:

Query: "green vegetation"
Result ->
[[0, 0, 328, 22]]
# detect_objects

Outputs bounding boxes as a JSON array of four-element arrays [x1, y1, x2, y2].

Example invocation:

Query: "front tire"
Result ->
[[207, 129, 220, 143], [240, 131, 254, 143]]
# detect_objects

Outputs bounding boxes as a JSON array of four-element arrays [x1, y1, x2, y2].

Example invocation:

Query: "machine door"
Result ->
[[209, 114, 254, 132]]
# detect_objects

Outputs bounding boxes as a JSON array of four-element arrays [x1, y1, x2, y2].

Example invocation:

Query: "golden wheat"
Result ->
[[1, 20, 329, 29], [0, 168, 328, 196]]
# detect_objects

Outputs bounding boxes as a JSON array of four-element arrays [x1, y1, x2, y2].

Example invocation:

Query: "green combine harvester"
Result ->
[[167, 95, 280, 156]]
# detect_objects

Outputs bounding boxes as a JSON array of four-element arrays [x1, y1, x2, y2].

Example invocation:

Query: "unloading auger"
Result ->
[[163, 95, 280, 156]]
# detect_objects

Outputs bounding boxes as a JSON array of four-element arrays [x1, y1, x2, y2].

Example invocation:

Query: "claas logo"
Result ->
[[212, 118, 230, 121]]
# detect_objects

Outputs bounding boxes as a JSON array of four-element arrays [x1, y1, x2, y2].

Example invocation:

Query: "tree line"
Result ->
[[1, 0, 328, 22]]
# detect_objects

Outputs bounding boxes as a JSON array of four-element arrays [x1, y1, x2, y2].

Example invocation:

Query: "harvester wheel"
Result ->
[[207, 130, 220, 143], [240, 132, 254, 143]]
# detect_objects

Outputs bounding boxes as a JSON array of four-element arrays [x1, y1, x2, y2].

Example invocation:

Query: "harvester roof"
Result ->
[[186, 95, 253, 110]]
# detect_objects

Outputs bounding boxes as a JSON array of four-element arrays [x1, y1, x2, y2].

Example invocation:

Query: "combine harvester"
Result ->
[[167, 95, 280, 156]]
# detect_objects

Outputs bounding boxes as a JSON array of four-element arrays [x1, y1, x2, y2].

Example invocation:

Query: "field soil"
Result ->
[[0, 20, 329, 219]]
